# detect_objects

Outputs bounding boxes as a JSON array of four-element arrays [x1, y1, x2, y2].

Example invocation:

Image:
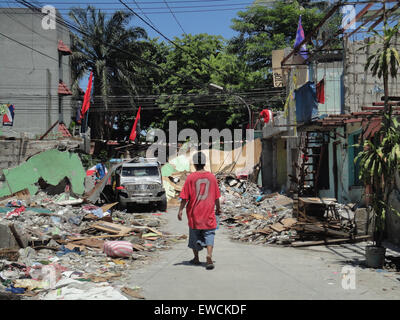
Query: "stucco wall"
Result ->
[[0, 8, 73, 138]]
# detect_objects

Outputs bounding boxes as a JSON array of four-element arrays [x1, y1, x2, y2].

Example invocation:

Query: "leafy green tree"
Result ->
[[228, 1, 325, 71], [69, 6, 147, 139], [151, 34, 229, 132]]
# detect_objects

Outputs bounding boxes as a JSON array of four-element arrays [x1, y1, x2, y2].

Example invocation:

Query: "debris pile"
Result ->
[[218, 175, 364, 247], [0, 155, 187, 300]]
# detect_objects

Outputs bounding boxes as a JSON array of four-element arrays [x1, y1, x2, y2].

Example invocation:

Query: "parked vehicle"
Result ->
[[112, 158, 167, 211]]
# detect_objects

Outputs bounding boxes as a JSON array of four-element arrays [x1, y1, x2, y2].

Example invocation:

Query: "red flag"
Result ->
[[129, 106, 141, 142], [80, 71, 93, 119], [316, 79, 325, 104]]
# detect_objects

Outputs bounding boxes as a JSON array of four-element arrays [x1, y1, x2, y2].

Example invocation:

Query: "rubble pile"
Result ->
[[218, 175, 360, 246], [0, 191, 186, 300], [218, 175, 297, 245]]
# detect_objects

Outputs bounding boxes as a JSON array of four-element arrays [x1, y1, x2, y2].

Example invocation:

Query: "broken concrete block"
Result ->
[[0, 149, 86, 198], [0, 222, 18, 249]]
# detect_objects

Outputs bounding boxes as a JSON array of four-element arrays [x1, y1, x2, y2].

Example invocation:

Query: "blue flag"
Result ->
[[294, 15, 308, 60]]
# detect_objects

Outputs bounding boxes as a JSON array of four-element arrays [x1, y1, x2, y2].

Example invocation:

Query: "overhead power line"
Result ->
[[163, 0, 187, 36], [14, 0, 208, 90]]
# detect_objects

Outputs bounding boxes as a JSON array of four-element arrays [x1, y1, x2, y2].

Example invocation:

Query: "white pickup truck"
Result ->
[[112, 158, 167, 211]]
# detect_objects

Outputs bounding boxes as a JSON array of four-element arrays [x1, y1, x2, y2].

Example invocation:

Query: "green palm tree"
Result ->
[[356, 9, 400, 247], [69, 6, 147, 139], [365, 12, 400, 116]]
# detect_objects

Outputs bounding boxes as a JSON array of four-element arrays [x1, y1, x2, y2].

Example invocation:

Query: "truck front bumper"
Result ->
[[119, 193, 165, 205]]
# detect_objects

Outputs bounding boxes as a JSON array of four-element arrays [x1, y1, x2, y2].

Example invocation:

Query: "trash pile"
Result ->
[[0, 191, 186, 300], [218, 175, 363, 247], [218, 175, 296, 245]]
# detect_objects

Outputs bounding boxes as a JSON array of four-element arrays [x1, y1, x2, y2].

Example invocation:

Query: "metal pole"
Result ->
[[233, 95, 252, 129]]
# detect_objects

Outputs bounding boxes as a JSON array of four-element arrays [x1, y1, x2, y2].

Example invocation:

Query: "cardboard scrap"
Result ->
[[85, 272, 121, 283], [251, 213, 268, 220], [280, 218, 297, 228], [14, 279, 47, 291], [101, 202, 119, 213]]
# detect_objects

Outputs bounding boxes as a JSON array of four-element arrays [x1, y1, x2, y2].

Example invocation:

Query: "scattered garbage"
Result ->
[[0, 162, 186, 300], [218, 174, 363, 247]]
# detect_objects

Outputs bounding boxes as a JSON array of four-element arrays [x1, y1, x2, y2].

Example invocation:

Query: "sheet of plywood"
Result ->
[[91, 221, 133, 235]]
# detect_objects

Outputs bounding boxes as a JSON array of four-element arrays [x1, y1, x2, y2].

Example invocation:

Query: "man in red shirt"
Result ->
[[178, 151, 221, 270]]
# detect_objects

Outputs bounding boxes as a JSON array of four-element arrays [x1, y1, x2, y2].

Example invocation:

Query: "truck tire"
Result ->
[[158, 195, 167, 212]]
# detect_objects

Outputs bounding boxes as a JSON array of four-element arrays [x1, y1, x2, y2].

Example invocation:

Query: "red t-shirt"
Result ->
[[180, 171, 221, 230]]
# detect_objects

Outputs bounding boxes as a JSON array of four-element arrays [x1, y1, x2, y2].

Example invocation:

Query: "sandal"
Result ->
[[206, 256, 214, 270]]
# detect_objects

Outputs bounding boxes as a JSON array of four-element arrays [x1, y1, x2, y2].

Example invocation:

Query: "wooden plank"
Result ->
[[67, 234, 128, 241], [302, 224, 350, 238], [270, 223, 286, 233], [132, 243, 145, 251], [91, 221, 133, 235], [291, 235, 372, 247], [68, 238, 105, 249]]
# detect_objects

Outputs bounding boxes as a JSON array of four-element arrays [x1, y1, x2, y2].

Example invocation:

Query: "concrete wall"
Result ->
[[0, 8, 73, 138], [343, 36, 400, 113], [0, 138, 81, 170]]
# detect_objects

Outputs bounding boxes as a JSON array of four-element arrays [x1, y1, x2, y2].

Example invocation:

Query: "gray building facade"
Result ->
[[0, 8, 73, 138]]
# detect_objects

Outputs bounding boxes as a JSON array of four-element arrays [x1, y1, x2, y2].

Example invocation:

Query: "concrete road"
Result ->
[[127, 207, 400, 300]]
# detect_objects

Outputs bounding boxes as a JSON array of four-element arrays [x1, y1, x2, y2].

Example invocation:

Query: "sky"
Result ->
[[2, 0, 397, 89], [2, 0, 255, 40]]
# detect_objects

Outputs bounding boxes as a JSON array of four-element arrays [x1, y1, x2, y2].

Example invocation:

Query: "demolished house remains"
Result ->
[[0, 148, 187, 300]]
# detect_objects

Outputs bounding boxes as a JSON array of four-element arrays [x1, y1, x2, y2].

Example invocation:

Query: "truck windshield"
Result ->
[[121, 166, 159, 177]]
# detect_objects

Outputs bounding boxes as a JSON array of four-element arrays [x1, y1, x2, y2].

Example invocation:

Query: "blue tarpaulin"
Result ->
[[295, 81, 318, 123]]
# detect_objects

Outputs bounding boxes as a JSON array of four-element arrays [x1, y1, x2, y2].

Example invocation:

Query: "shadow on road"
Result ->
[[173, 260, 207, 267]]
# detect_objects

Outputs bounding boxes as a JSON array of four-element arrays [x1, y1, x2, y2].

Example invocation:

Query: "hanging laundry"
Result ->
[[316, 79, 325, 104], [2, 104, 15, 126], [295, 81, 318, 123]]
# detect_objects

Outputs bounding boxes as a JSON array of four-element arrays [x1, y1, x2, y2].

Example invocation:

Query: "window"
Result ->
[[122, 166, 159, 177]]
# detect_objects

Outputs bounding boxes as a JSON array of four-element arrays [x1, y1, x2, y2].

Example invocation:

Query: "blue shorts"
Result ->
[[188, 228, 215, 251]]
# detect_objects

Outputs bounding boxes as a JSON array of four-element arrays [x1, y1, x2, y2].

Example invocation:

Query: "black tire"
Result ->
[[158, 196, 167, 211]]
